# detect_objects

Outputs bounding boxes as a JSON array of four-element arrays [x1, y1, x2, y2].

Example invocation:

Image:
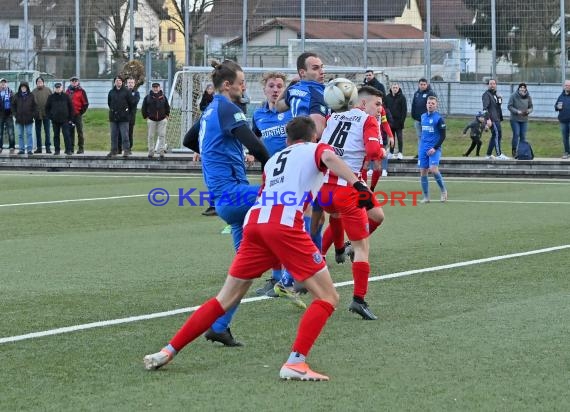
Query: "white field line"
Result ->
[[2, 193, 570, 208], [1, 244, 569, 345], [1, 171, 570, 185]]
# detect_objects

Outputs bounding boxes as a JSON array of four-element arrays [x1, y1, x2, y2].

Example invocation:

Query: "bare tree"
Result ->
[[93, 0, 130, 72]]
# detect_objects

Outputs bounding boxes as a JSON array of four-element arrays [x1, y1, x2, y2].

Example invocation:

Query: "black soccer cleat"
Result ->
[[204, 327, 243, 347], [255, 278, 278, 297], [349, 300, 378, 320]]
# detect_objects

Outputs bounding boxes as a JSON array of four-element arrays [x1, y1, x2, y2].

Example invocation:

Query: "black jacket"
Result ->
[[142, 90, 170, 121], [361, 77, 386, 95], [45, 92, 73, 123], [108, 86, 136, 123], [482, 89, 504, 122], [411, 85, 436, 121], [384, 88, 407, 130], [11, 82, 37, 125]]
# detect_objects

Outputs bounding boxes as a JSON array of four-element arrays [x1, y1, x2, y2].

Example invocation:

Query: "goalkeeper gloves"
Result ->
[[353, 181, 375, 210]]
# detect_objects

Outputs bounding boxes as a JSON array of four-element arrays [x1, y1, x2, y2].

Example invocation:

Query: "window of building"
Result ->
[[167, 28, 176, 44], [158, 27, 162, 43], [33, 25, 41, 37], [10, 25, 19, 39], [135, 28, 143, 41]]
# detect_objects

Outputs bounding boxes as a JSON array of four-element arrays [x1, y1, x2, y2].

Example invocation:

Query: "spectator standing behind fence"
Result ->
[[66, 76, 89, 154], [554, 80, 570, 159], [142, 82, 170, 158], [411, 78, 436, 156], [0, 78, 15, 155], [119, 77, 140, 154], [45, 82, 74, 156], [384, 82, 407, 159], [12, 81, 37, 156], [32, 77, 52, 154], [107, 76, 136, 158], [361, 69, 386, 95], [507, 82, 533, 157], [482, 79, 509, 160], [199, 83, 214, 111]]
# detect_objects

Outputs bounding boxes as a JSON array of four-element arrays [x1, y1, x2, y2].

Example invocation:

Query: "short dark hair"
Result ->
[[418, 77, 428, 83], [286, 116, 316, 143], [359, 85, 383, 98], [36, 77, 44, 84], [365, 69, 374, 75], [296, 52, 319, 72], [210, 59, 242, 90]]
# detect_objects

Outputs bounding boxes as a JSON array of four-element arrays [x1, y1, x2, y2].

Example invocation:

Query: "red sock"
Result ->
[[370, 170, 381, 191], [291, 299, 335, 357], [360, 168, 368, 185], [352, 261, 370, 300], [169, 298, 225, 352], [329, 216, 345, 250], [322, 225, 333, 255], [368, 218, 381, 235]]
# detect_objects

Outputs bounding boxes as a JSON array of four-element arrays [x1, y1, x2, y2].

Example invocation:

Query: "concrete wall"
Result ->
[[56, 79, 563, 120]]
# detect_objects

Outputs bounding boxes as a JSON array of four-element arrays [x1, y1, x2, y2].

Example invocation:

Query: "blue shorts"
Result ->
[[417, 146, 442, 169], [214, 183, 260, 225]]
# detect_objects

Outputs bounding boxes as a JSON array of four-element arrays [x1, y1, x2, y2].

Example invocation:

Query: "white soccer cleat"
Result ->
[[144, 349, 173, 370], [421, 198, 430, 204], [279, 362, 330, 381], [440, 191, 448, 203]]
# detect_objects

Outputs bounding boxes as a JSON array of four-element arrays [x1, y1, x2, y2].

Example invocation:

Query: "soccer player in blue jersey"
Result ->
[[418, 96, 448, 203], [183, 60, 270, 345], [274, 53, 328, 297], [252, 71, 296, 297]]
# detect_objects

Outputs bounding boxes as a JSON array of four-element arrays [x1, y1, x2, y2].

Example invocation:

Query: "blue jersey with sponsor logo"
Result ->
[[199, 94, 249, 198], [285, 80, 328, 118], [420, 111, 446, 149], [252, 102, 292, 156]]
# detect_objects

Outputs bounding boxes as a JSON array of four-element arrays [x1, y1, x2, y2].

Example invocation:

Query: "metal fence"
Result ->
[[3, 1, 570, 84]]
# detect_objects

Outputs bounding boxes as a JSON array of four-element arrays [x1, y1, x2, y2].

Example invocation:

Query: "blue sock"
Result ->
[[280, 268, 294, 287], [433, 172, 446, 193], [272, 268, 282, 282], [287, 351, 306, 364], [211, 304, 238, 333], [310, 224, 323, 252], [420, 175, 429, 198]]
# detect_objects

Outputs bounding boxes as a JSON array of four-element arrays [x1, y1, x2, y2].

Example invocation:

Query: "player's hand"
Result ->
[[192, 152, 201, 162], [353, 181, 375, 210], [388, 137, 395, 148], [427, 148, 436, 156], [379, 147, 386, 159]]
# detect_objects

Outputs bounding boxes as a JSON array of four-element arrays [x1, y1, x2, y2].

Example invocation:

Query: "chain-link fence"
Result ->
[[3, 1, 570, 84]]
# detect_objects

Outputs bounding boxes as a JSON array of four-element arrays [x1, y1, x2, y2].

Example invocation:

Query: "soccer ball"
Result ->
[[324, 78, 358, 111]]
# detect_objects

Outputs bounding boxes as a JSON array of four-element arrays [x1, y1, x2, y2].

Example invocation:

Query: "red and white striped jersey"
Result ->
[[321, 108, 382, 186], [244, 142, 333, 228]]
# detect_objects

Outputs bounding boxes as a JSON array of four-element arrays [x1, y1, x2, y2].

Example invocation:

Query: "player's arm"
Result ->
[[232, 124, 270, 168], [183, 118, 201, 153], [433, 118, 447, 150], [363, 116, 384, 161]]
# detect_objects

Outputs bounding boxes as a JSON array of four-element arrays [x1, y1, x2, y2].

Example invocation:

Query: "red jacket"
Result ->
[[66, 85, 89, 116]]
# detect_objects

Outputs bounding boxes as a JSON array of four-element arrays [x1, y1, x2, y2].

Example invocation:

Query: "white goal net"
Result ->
[[166, 66, 379, 152]]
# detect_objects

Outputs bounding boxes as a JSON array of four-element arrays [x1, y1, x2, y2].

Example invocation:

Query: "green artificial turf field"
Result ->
[[1, 171, 569, 411]]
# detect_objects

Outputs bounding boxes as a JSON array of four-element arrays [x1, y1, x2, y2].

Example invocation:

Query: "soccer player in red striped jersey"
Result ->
[[318, 85, 387, 320], [144, 116, 375, 381]]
